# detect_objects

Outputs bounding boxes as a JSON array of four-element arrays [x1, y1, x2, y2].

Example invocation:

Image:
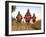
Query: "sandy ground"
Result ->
[[12, 19, 41, 31]]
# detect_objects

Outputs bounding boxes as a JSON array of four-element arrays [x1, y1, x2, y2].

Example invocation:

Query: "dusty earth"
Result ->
[[12, 19, 41, 31]]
